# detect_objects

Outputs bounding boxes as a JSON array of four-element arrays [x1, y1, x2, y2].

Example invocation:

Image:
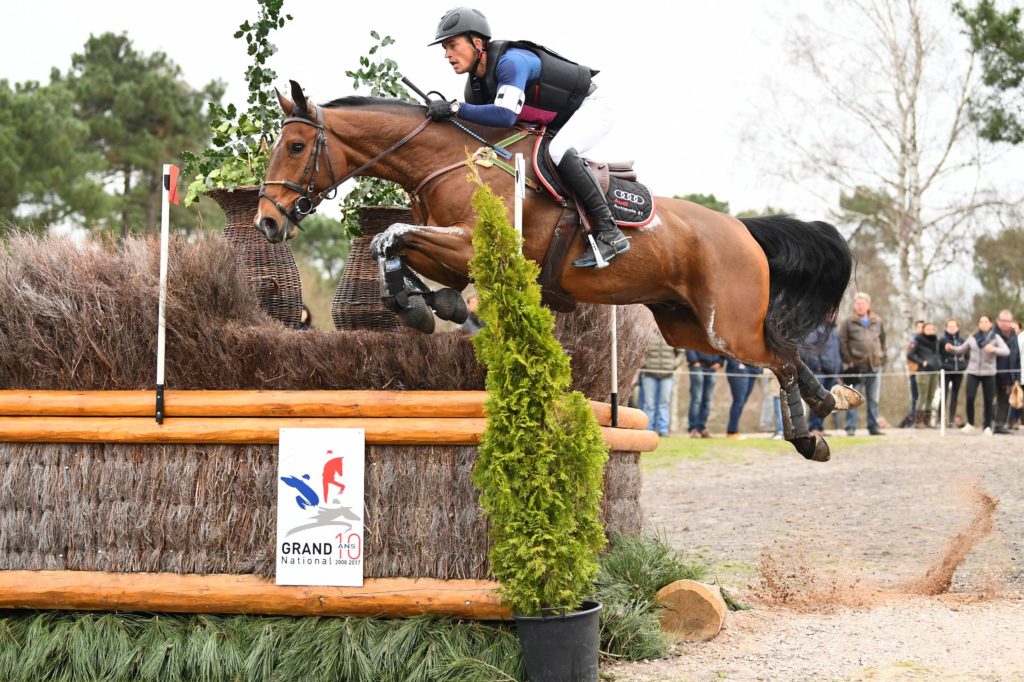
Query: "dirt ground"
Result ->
[[605, 429, 1024, 681]]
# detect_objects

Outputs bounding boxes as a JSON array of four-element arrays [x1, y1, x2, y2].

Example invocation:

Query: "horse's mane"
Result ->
[[322, 96, 420, 110]]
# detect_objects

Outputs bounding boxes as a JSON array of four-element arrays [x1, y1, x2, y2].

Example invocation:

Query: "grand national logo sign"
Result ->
[[275, 428, 365, 586]]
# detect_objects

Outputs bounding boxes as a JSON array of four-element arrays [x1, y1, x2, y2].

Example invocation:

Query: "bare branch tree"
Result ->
[[762, 0, 1005, 329]]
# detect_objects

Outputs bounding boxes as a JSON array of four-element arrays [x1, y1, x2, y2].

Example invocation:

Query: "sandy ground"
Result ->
[[605, 428, 1024, 681]]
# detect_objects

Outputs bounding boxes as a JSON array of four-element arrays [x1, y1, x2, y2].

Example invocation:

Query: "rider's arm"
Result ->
[[458, 50, 537, 127]]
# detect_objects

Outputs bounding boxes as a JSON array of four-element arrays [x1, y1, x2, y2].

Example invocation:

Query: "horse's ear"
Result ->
[[289, 80, 310, 119], [276, 87, 294, 116]]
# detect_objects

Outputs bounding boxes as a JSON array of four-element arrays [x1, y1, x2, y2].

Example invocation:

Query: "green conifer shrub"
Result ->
[[468, 183, 609, 616]]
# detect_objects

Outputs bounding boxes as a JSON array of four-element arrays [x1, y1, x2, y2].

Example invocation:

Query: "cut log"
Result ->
[[655, 579, 727, 642]]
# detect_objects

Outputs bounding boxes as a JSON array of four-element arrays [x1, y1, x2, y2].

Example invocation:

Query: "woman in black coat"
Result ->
[[906, 322, 942, 426]]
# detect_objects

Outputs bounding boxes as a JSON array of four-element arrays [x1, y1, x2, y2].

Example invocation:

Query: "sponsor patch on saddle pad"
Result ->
[[607, 178, 655, 227]]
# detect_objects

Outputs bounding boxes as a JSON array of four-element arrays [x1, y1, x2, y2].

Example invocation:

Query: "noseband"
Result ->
[[259, 104, 433, 229]]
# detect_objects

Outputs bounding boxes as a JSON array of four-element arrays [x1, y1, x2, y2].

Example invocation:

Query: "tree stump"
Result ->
[[655, 579, 727, 642]]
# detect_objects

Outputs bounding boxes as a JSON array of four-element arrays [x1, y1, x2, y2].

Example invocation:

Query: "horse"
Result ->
[[255, 81, 862, 462]]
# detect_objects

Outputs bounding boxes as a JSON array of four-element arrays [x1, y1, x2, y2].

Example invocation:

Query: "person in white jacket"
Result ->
[[945, 314, 1009, 434]]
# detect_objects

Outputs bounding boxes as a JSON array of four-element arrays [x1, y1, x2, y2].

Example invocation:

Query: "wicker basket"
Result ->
[[209, 186, 304, 329], [331, 206, 414, 331]]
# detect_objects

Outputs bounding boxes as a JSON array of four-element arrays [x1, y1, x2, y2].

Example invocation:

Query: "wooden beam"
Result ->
[[0, 390, 648, 430], [0, 416, 660, 452], [0, 571, 509, 620]]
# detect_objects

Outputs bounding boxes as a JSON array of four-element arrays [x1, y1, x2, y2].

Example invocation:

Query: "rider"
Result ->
[[426, 6, 630, 268]]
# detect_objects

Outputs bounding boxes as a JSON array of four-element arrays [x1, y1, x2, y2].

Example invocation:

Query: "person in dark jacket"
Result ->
[[993, 309, 1021, 434], [685, 349, 724, 438], [838, 292, 886, 435], [800, 322, 842, 435], [906, 322, 942, 427], [939, 318, 968, 427]]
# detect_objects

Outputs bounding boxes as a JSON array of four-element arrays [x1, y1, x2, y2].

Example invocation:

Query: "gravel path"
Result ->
[[605, 429, 1024, 681]]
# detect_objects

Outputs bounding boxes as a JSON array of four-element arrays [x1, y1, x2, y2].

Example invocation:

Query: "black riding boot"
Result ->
[[558, 148, 630, 268]]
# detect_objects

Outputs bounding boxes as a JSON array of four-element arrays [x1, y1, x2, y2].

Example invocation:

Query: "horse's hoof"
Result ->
[[794, 435, 831, 462], [830, 384, 864, 410], [397, 295, 435, 334], [429, 288, 468, 324]]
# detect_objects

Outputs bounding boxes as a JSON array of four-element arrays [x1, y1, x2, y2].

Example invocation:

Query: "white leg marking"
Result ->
[[370, 222, 467, 257]]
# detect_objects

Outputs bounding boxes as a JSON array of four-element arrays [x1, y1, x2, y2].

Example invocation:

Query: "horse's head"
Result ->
[[255, 80, 339, 243]]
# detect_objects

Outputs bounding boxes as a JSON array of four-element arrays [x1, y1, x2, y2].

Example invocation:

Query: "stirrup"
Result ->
[[573, 234, 630, 269]]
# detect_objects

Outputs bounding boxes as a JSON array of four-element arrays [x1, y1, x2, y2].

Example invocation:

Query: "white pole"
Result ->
[[610, 306, 619, 427], [939, 368, 946, 437], [514, 153, 525, 238], [156, 164, 171, 423]]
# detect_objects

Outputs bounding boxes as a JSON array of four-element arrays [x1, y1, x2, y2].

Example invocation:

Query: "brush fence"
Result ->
[[0, 390, 655, 620]]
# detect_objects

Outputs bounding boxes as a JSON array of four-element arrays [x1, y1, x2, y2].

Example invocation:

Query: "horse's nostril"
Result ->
[[261, 217, 278, 235]]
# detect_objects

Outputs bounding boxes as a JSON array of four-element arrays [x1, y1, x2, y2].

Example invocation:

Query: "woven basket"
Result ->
[[331, 206, 413, 331], [209, 186, 304, 329]]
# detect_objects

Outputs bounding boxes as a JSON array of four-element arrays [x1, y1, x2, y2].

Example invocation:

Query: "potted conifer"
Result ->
[[469, 181, 609, 682]]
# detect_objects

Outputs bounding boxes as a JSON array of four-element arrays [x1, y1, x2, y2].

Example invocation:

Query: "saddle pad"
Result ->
[[606, 177, 656, 227]]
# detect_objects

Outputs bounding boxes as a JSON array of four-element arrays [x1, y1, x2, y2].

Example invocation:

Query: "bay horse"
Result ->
[[255, 81, 862, 462]]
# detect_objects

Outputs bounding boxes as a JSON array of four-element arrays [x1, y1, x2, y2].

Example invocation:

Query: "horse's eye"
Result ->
[[289, 142, 306, 154]]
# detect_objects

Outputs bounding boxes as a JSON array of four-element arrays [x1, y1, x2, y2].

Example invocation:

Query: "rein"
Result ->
[[259, 104, 432, 227]]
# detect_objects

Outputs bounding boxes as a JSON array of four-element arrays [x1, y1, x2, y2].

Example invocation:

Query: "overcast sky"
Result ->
[[3, 0, 1019, 226], [2, 1, 834, 215]]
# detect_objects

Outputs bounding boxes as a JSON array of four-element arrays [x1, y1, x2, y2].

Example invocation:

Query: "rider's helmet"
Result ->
[[429, 7, 491, 46]]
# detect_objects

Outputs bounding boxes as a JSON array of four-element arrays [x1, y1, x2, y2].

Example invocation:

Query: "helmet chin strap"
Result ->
[[467, 33, 484, 77]]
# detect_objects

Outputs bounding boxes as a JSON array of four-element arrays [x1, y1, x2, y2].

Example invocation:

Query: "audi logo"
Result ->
[[613, 189, 645, 204]]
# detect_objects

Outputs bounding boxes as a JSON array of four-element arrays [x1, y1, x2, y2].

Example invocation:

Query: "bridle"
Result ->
[[258, 103, 433, 233]]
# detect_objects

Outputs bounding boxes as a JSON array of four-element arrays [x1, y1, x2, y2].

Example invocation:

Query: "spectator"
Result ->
[[685, 349, 724, 438], [639, 329, 685, 437], [906, 322, 941, 427], [993, 309, 1021, 435], [838, 292, 887, 436], [1014, 320, 1024, 429], [724, 357, 759, 439], [461, 294, 485, 335], [946, 314, 1009, 435], [901, 320, 925, 428], [298, 304, 313, 330], [939, 318, 968, 428], [801, 321, 842, 436], [763, 369, 785, 439]]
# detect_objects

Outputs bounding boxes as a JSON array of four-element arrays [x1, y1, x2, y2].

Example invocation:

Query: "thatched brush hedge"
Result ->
[[0, 234, 654, 397]]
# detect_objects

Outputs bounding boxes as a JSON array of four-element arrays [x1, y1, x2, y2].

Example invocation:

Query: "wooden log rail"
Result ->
[[0, 390, 659, 452], [0, 571, 509, 620]]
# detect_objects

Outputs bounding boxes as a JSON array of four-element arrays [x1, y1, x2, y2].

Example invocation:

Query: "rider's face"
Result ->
[[442, 35, 484, 75]]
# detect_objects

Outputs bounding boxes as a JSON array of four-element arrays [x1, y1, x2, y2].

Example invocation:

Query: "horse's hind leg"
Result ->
[[796, 359, 865, 417], [776, 364, 832, 463]]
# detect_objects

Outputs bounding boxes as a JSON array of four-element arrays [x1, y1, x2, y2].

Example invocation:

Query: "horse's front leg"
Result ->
[[369, 222, 473, 333]]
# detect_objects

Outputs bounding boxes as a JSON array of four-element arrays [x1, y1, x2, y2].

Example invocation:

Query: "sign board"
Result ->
[[275, 428, 365, 586]]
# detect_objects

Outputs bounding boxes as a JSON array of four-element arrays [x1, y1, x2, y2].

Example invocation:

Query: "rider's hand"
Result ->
[[426, 100, 456, 121]]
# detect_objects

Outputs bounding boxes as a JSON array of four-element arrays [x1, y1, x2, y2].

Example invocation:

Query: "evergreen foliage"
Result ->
[[468, 183, 609, 616], [0, 535, 699, 678]]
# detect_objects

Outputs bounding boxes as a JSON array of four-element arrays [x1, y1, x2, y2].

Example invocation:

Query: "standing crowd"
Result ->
[[636, 292, 1024, 437]]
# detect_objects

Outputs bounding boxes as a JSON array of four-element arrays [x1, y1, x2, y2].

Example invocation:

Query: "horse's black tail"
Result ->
[[739, 215, 851, 360]]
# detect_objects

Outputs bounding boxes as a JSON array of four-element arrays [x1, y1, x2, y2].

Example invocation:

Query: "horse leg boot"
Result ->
[[377, 255, 435, 334], [796, 361, 864, 418], [780, 382, 830, 462], [558, 148, 630, 268]]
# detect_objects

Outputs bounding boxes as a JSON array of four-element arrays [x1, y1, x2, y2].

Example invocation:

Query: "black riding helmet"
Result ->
[[429, 7, 491, 45]]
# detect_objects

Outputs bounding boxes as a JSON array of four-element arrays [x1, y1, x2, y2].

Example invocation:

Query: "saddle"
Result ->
[[528, 130, 656, 312], [531, 133, 657, 229]]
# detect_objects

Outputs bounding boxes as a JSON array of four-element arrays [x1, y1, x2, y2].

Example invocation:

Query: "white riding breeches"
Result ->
[[547, 87, 614, 166]]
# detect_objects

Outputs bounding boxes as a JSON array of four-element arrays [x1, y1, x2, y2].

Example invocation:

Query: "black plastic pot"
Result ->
[[513, 601, 602, 682]]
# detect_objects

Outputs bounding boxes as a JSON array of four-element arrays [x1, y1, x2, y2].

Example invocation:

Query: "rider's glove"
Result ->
[[426, 99, 458, 121]]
